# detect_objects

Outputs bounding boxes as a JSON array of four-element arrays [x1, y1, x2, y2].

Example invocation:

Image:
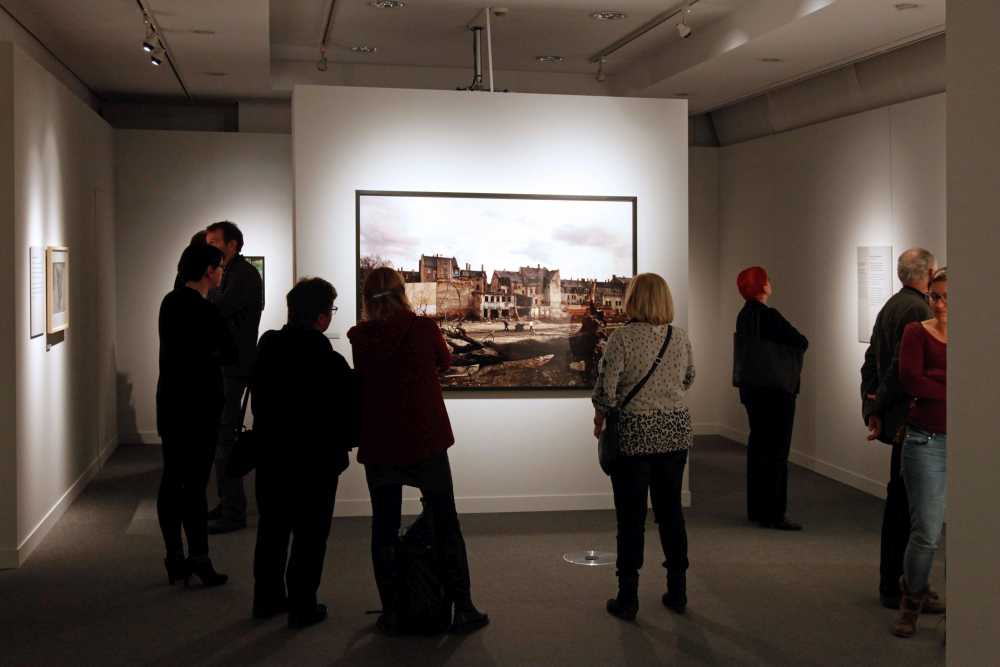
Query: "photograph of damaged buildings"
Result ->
[[357, 191, 636, 389]]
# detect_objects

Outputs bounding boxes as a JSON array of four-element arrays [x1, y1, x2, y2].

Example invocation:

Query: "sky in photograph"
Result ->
[[359, 195, 634, 282]]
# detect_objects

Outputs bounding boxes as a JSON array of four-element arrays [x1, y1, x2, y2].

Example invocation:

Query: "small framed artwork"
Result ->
[[46, 246, 69, 334], [247, 255, 265, 308]]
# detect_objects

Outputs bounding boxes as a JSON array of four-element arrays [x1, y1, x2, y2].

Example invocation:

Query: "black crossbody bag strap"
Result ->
[[618, 325, 673, 411], [237, 385, 251, 432]]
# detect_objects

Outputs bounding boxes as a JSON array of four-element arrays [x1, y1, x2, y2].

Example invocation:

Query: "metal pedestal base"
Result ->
[[563, 549, 616, 566]]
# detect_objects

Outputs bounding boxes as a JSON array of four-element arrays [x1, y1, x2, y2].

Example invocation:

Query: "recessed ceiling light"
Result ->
[[590, 10, 627, 21], [203, 71, 228, 77], [760, 57, 783, 63], [894, 2, 920, 9], [674, 92, 689, 98], [351, 45, 378, 54], [369, 0, 405, 8], [191, 29, 216, 35], [535, 55, 564, 64]]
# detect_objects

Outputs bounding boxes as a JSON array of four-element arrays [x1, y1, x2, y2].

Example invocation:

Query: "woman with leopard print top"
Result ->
[[592, 272, 695, 622]]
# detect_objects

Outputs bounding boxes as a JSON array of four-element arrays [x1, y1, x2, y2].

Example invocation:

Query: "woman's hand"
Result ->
[[593, 411, 605, 439]]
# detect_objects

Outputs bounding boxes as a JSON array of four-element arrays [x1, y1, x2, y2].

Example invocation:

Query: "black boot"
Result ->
[[185, 557, 228, 587], [164, 553, 188, 585], [606, 576, 639, 621], [372, 545, 400, 636], [662, 574, 687, 614]]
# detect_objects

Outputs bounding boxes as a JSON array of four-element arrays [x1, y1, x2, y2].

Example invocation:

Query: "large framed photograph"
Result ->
[[46, 246, 69, 334], [357, 191, 637, 390]]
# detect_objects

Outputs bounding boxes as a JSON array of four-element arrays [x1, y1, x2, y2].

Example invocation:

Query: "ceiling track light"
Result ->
[[589, 0, 701, 64], [596, 57, 607, 82], [317, 46, 329, 72], [150, 48, 164, 66], [677, 1, 693, 39]]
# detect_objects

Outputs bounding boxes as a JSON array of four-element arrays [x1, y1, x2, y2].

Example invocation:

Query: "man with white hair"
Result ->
[[860, 247, 944, 613]]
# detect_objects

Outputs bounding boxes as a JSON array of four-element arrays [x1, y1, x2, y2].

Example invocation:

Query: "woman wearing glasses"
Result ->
[[892, 268, 948, 638]]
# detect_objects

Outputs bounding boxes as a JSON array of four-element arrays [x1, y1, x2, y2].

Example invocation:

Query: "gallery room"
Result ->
[[0, 0, 993, 664]]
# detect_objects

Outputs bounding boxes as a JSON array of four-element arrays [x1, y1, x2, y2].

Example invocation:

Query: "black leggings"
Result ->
[[157, 433, 216, 559]]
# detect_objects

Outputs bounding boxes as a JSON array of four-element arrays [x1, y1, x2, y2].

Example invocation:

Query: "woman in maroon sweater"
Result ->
[[348, 267, 488, 635], [892, 268, 947, 639]]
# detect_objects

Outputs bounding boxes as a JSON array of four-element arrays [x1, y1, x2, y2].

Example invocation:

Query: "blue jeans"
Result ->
[[901, 426, 947, 594]]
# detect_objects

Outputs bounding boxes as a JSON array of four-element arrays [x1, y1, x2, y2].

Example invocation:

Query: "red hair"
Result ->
[[737, 266, 769, 300]]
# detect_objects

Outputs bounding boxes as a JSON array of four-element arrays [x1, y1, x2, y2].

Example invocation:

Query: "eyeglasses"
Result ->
[[928, 291, 947, 303]]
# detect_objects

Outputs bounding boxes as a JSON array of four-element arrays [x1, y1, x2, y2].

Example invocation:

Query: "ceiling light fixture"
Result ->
[[894, 2, 920, 9], [317, 46, 329, 72], [760, 57, 783, 63], [536, 55, 563, 64], [369, 0, 405, 8], [677, 0, 693, 39], [142, 20, 158, 53], [590, 10, 627, 21], [150, 48, 164, 67], [351, 45, 378, 54], [596, 57, 607, 82]]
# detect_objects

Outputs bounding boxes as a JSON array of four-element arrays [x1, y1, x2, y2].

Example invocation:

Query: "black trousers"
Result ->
[[365, 451, 473, 609], [157, 432, 216, 559], [880, 442, 910, 594], [743, 391, 796, 523], [610, 450, 689, 581], [253, 473, 338, 613], [215, 376, 248, 522]]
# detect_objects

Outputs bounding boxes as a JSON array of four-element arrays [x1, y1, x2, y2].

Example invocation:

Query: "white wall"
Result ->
[[712, 93, 946, 498], [687, 147, 722, 433], [115, 131, 294, 444], [0, 42, 117, 567], [0, 44, 17, 567], [293, 85, 688, 515], [947, 3, 1000, 661]]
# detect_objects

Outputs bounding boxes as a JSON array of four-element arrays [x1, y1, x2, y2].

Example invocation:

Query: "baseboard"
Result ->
[[15, 437, 119, 567], [787, 450, 887, 500], [709, 424, 887, 500], [128, 431, 162, 445]]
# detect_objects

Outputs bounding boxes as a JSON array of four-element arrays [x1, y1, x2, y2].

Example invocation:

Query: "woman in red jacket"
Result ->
[[348, 267, 488, 635]]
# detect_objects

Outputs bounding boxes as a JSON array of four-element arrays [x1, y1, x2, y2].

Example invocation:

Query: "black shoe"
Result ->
[[288, 603, 328, 629], [186, 558, 228, 587], [663, 575, 687, 614], [450, 606, 490, 634], [208, 519, 246, 535], [760, 518, 803, 531], [375, 611, 401, 636], [164, 557, 189, 585], [206, 504, 223, 521], [252, 598, 288, 620], [606, 597, 638, 621]]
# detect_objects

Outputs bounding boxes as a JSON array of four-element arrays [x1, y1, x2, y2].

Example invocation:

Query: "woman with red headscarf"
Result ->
[[734, 267, 809, 531]]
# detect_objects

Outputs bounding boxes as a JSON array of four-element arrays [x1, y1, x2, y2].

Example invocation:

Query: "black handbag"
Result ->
[[226, 386, 257, 478], [598, 326, 673, 475], [732, 308, 804, 394]]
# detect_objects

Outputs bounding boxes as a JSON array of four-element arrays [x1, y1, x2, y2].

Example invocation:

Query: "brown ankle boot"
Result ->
[[892, 579, 926, 638]]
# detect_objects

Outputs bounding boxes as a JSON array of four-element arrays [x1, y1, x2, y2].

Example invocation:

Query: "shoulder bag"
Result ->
[[732, 307, 804, 394], [598, 326, 673, 475], [226, 386, 257, 478]]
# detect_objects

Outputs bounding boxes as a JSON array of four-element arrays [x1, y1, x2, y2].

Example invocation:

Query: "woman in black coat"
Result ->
[[734, 266, 809, 531]]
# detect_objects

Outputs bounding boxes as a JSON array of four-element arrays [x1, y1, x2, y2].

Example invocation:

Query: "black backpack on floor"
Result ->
[[394, 508, 452, 635]]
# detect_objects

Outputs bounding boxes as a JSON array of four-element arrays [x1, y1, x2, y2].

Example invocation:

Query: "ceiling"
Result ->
[[0, 0, 945, 113]]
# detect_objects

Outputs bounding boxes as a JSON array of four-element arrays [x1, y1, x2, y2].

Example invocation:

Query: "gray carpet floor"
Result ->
[[0, 436, 946, 666]]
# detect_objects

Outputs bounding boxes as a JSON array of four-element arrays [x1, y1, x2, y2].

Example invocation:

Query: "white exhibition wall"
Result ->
[[947, 3, 1000, 660], [0, 42, 117, 567], [707, 93, 946, 498], [115, 131, 294, 444], [293, 85, 689, 515]]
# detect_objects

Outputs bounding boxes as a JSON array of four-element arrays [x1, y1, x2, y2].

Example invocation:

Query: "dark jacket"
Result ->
[[210, 254, 263, 378], [251, 325, 357, 478], [735, 299, 809, 401], [347, 311, 454, 466], [860, 285, 932, 444], [156, 287, 237, 437]]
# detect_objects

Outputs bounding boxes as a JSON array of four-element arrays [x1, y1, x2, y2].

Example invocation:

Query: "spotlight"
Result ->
[[317, 47, 329, 72], [142, 21, 157, 53], [142, 39, 156, 53], [596, 58, 607, 82], [150, 48, 164, 66], [677, 21, 692, 39]]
